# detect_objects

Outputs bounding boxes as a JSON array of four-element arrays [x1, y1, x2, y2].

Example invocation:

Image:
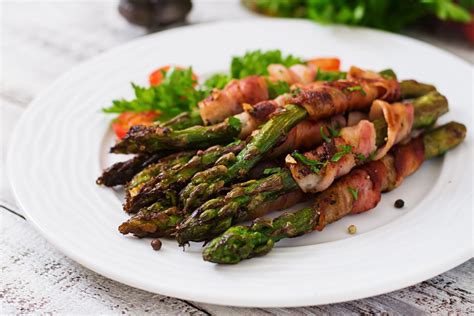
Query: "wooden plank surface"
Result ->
[[1, 1, 472, 314]]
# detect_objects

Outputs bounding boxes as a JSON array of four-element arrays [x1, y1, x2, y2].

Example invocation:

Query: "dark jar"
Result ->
[[118, 0, 192, 29]]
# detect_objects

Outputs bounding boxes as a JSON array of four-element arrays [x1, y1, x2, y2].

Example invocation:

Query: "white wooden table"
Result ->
[[1, 1, 473, 314]]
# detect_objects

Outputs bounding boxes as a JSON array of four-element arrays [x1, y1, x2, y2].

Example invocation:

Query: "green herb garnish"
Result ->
[[228, 116, 242, 130], [320, 126, 331, 143], [292, 151, 328, 174], [316, 69, 347, 82], [245, 0, 472, 32], [356, 153, 367, 161], [103, 67, 206, 121], [346, 85, 367, 96], [348, 186, 359, 200], [379, 69, 397, 80], [331, 145, 352, 162], [328, 126, 341, 137], [368, 151, 377, 161], [204, 73, 231, 90], [263, 167, 283, 175], [231, 49, 303, 79]]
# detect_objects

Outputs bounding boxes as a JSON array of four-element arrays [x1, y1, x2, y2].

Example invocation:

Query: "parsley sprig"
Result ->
[[103, 67, 206, 122]]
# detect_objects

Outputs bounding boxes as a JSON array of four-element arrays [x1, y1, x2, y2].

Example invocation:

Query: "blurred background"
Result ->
[[2, 0, 472, 107]]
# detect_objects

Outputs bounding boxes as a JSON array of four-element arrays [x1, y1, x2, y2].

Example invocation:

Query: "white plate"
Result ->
[[8, 19, 473, 307]]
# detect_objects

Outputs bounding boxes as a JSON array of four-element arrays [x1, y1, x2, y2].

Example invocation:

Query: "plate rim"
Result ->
[[7, 18, 474, 307]]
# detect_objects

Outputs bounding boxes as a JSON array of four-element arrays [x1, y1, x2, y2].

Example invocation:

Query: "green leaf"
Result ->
[[331, 145, 352, 162], [102, 67, 207, 121], [328, 126, 341, 137], [292, 151, 328, 174], [267, 80, 291, 99], [320, 126, 331, 143], [346, 85, 367, 96], [231, 49, 304, 79], [348, 186, 359, 200], [228, 116, 242, 131], [316, 69, 347, 82], [204, 73, 231, 90], [356, 153, 367, 161], [263, 167, 283, 175]]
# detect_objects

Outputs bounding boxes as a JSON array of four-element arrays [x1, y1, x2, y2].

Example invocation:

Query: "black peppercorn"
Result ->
[[151, 238, 162, 251], [394, 199, 405, 208]]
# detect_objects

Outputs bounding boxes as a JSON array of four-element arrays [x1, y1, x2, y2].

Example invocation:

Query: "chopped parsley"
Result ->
[[263, 167, 283, 175], [227, 116, 242, 130], [204, 73, 231, 90], [379, 69, 397, 80], [291, 151, 328, 174], [331, 145, 352, 162], [368, 151, 377, 161], [348, 186, 359, 200], [316, 69, 347, 82], [356, 153, 367, 161], [320, 126, 331, 143], [328, 126, 341, 137], [346, 85, 367, 96]]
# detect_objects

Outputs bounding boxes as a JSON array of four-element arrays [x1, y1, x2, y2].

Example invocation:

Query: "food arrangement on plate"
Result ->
[[97, 49, 466, 264]]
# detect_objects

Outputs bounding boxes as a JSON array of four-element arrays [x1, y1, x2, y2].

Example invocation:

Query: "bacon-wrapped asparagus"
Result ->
[[202, 122, 466, 264], [175, 92, 448, 244], [179, 68, 401, 211], [110, 67, 399, 154], [200, 63, 322, 125]]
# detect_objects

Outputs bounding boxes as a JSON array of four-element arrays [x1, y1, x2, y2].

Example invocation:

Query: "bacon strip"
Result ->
[[199, 75, 269, 125], [286, 100, 414, 194], [313, 137, 425, 230], [286, 120, 377, 193], [291, 67, 400, 121], [199, 63, 320, 125], [268, 115, 347, 159], [369, 100, 415, 160]]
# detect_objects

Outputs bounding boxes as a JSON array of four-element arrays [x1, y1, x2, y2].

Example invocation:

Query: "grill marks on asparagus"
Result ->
[[123, 141, 246, 214], [203, 122, 466, 264]]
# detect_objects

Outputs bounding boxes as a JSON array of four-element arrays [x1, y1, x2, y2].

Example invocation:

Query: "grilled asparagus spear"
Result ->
[[203, 122, 466, 264], [123, 141, 245, 214], [96, 152, 169, 187]]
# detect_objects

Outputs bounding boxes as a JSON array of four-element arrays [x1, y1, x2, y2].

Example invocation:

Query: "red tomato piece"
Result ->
[[307, 58, 341, 71], [112, 111, 160, 139]]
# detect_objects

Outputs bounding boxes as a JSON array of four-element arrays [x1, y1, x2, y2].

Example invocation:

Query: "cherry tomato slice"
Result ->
[[307, 58, 341, 71], [112, 111, 160, 139]]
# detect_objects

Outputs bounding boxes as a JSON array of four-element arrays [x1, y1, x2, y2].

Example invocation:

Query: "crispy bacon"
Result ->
[[313, 137, 426, 230], [199, 76, 269, 125], [291, 67, 400, 121], [286, 100, 414, 194], [199, 63, 319, 125], [286, 120, 377, 193], [268, 115, 347, 158]]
